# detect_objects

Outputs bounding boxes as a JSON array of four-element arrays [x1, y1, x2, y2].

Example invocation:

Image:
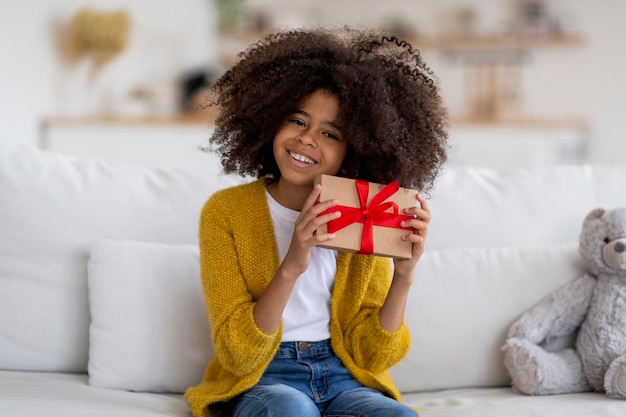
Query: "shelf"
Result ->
[[449, 116, 588, 131], [218, 29, 585, 52], [40, 112, 216, 128], [409, 32, 585, 52]]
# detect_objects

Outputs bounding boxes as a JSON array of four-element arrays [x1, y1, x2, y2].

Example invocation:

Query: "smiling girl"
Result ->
[[185, 27, 448, 417]]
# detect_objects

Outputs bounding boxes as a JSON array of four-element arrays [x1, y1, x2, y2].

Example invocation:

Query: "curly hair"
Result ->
[[205, 27, 448, 191]]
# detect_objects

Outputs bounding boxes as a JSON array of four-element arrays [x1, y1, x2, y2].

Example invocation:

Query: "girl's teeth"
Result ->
[[290, 152, 314, 164]]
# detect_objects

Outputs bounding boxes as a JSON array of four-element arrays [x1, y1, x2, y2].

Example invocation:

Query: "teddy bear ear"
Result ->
[[584, 208, 606, 223]]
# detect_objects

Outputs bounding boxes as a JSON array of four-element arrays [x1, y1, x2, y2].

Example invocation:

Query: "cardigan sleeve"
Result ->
[[198, 191, 281, 377], [338, 255, 411, 374]]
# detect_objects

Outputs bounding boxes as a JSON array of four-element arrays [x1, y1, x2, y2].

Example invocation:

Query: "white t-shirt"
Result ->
[[265, 189, 337, 342]]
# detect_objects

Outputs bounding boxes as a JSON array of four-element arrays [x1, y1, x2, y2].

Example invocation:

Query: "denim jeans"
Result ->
[[226, 339, 418, 417]]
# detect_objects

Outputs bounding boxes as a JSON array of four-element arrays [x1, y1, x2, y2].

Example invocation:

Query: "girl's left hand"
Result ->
[[393, 193, 431, 282], [378, 194, 431, 332]]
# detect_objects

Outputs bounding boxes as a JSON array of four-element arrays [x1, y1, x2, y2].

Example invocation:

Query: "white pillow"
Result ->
[[392, 242, 584, 393], [87, 240, 213, 393]]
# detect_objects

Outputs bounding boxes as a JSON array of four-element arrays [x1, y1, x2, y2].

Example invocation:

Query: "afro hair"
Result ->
[[203, 27, 448, 192]]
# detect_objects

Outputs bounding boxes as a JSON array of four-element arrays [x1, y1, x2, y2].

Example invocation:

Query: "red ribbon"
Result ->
[[320, 179, 414, 255]]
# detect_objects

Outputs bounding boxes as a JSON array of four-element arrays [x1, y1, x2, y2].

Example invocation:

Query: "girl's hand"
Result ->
[[379, 194, 431, 332], [281, 184, 340, 278], [254, 184, 339, 334], [393, 193, 431, 283]]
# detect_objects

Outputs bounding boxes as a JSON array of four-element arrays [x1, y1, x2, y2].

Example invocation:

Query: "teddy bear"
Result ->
[[502, 207, 626, 399]]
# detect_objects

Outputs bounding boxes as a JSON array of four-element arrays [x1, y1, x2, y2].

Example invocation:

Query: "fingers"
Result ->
[[301, 183, 322, 213], [416, 193, 430, 216], [301, 184, 338, 218], [294, 184, 340, 244], [401, 194, 430, 226], [399, 194, 431, 246], [413, 193, 431, 222]]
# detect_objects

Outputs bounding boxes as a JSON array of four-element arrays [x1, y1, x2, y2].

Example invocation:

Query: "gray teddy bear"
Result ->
[[503, 207, 626, 398]]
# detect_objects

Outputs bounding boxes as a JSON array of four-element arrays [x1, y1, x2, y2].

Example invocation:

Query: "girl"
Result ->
[[185, 27, 448, 417]]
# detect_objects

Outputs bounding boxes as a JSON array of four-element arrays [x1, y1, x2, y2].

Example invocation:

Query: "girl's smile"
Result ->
[[287, 150, 317, 166]]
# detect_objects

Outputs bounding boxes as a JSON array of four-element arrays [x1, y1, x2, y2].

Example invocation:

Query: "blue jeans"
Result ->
[[226, 339, 417, 417]]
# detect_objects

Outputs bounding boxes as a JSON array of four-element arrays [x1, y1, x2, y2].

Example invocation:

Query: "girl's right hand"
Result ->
[[253, 184, 340, 335], [281, 184, 341, 278]]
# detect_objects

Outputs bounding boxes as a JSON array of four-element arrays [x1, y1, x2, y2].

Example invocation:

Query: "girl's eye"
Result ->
[[291, 119, 305, 127], [324, 131, 340, 141]]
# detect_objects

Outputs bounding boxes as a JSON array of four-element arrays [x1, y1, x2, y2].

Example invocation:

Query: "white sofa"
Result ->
[[2, 144, 626, 417]]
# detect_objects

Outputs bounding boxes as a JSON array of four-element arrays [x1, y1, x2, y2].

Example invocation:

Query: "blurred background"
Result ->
[[0, 0, 624, 171]]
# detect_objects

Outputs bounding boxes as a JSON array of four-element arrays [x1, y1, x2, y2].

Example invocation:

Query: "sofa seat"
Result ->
[[0, 370, 190, 417], [3, 369, 626, 417], [403, 388, 626, 417]]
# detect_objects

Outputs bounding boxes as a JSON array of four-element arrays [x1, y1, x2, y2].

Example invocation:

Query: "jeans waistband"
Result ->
[[276, 339, 332, 359]]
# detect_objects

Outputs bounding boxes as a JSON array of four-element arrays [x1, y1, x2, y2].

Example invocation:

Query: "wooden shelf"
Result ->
[[218, 29, 585, 51], [40, 112, 217, 128], [449, 116, 588, 131], [409, 32, 585, 52]]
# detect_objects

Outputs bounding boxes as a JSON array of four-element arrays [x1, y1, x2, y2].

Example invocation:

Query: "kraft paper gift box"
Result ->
[[315, 174, 418, 259]]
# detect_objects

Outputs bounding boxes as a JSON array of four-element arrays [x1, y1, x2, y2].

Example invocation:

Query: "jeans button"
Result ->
[[298, 341, 313, 350]]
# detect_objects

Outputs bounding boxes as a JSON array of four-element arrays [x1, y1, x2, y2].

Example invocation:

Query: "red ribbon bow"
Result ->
[[320, 179, 414, 255]]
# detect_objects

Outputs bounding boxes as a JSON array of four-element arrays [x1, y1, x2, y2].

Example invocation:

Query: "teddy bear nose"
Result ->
[[615, 241, 626, 253]]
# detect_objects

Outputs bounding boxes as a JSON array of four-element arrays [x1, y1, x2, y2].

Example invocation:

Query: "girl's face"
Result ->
[[273, 89, 348, 189]]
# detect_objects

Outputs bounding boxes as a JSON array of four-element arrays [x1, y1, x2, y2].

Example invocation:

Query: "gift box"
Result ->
[[315, 174, 418, 259]]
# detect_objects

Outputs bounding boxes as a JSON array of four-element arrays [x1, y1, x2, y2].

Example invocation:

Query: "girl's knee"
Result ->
[[267, 384, 318, 413], [368, 401, 417, 417], [396, 404, 420, 417], [325, 388, 417, 417], [234, 384, 319, 417]]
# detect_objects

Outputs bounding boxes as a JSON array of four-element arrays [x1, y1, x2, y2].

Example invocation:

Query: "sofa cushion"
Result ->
[[87, 240, 212, 393], [427, 164, 626, 251], [0, 145, 241, 372], [402, 387, 625, 417], [391, 242, 583, 393], [0, 370, 190, 416]]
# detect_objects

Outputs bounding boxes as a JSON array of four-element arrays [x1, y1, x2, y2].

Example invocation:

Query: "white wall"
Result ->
[[0, 0, 217, 145], [1, 0, 625, 164]]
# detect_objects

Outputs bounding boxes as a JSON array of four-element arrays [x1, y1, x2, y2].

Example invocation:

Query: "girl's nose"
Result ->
[[296, 134, 316, 147]]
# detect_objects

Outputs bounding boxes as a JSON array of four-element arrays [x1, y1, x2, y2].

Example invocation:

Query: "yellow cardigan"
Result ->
[[185, 178, 411, 417]]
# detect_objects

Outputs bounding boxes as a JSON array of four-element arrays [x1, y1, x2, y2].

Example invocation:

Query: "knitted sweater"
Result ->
[[184, 178, 411, 417]]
